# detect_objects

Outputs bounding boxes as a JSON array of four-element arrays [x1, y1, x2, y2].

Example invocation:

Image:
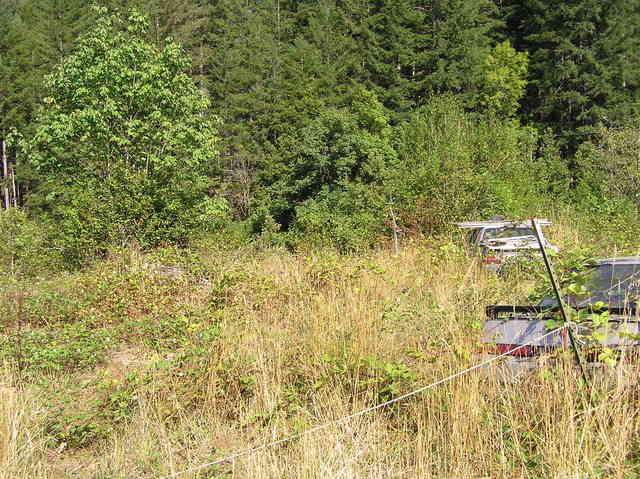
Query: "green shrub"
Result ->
[[290, 185, 385, 252], [22, 10, 227, 264], [0, 208, 61, 278], [387, 95, 569, 232], [0, 321, 112, 373]]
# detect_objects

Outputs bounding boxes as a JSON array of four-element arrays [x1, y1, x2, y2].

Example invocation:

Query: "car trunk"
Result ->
[[482, 314, 640, 357]]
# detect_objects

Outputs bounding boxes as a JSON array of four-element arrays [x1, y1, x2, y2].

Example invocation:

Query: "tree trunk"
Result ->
[[12, 165, 18, 207], [2, 137, 9, 210]]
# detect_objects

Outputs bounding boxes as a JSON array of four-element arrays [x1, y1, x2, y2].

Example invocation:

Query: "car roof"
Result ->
[[596, 256, 640, 265], [455, 219, 551, 229]]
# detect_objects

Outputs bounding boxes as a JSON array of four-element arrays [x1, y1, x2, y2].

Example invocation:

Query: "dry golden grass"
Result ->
[[2, 227, 640, 478]]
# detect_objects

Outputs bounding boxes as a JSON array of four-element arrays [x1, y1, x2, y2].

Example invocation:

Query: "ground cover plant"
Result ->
[[2, 218, 640, 478]]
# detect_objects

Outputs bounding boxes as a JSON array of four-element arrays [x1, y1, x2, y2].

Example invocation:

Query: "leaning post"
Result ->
[[531, 218, 589, 386]]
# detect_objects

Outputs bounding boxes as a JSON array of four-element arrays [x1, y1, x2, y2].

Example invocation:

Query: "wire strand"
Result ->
[[158, 326, 566, 479]]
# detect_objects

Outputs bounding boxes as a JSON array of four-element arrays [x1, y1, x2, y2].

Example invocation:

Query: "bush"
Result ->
[[22, 10, 226, 264], [571, 138, 640, 249], [0, 208, 61, 278], [387, 95, 568, 232], [290, 185, 385, 252], [255, 88, 396, 234]]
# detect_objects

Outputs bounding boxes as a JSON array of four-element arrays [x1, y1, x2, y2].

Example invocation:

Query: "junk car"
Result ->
[[456, 218, 559, 272], [482, 256, 640, 378]]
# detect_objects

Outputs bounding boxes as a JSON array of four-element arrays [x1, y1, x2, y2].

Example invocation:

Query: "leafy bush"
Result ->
[[571, 136, 640, 249], [0, 322, 112, 373], [0, 208, 61, 278], [387, 95, 568, 232], [254, 88, 396, 244], [21, 9, 227, 264], [290, 184, 386, 252]]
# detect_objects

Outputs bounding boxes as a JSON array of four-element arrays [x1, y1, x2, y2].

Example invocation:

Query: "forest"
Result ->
[[2, 0, 640, 263]]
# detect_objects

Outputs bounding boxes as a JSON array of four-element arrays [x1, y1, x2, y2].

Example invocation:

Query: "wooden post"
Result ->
[[389, 204, 400, 255]]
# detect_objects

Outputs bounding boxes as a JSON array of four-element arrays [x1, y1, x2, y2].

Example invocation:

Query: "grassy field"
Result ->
[[2, 219, 640, 478]]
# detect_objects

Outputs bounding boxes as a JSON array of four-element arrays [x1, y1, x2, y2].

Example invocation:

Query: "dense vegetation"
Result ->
[[3, 223, 640, 477], [1, 0, 640, 262], [3, 3, 640, 477]]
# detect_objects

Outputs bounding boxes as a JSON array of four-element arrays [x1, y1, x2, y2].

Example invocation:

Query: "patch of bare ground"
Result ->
[[106, 346, 154, 374]]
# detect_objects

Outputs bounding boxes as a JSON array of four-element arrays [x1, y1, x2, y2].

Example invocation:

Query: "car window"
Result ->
[[467, 229, 480, 245], [579, 263, 640, 305], [483, 227, 535, 240]]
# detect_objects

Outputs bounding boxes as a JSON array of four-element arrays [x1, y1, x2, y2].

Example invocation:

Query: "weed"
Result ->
[[3, 228, 640, 477]]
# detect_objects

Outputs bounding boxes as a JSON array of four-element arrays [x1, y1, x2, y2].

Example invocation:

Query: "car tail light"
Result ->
[[484, 255, 504, 264], [495, 344, 536, 357]]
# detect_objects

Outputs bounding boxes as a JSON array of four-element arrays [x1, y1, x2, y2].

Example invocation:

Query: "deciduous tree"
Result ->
[[24, 9, 227, 261]]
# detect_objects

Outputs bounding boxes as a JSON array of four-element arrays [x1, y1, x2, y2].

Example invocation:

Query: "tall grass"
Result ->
[[1, 223, 639, 478]]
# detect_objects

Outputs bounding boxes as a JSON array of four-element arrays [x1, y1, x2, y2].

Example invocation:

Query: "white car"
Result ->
[[455, 218, 559, 272]]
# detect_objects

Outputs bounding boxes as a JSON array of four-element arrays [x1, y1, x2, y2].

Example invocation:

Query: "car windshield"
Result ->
[[574, 263, 640, 307], [483, 227, 535, 240]]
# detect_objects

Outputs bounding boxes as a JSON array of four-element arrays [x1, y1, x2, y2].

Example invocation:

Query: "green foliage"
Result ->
[[591, 122, 640, 207], [361, 356, 416, 402], [291, 185, 386, 252], [571, 133, 640, 248], [420, 0, 501, 107], [255, 89, 396, 250], [275, 89, 396, 208], [1, 0, 93, 133], [479, 41, 528, 117], [319, 353, 416, 403], [189, 220, 253, 252], [0, 251, 225, 375], [503, 0, 640, 150], [22, 8, 226, 262], [388, 96, 559, 232], [45, 414, 107, 449], [3, 0, 640, 252], [1, 322, 112, 373], [0, 208, 60, 278]]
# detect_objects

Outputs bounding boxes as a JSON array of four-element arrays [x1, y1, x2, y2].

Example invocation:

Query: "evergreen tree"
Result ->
[[343, 0, 501, 114], [141, 0, 211, 85], [0, 0, 18, 208], [204, 0, 298, 216], [4, 0, 92, 127], [502, 0, 640, 150], [351, 0, 428, 113], [1, 0, 94, 208], [0, 0, 20, 131], [420, 0, 501, 106]]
